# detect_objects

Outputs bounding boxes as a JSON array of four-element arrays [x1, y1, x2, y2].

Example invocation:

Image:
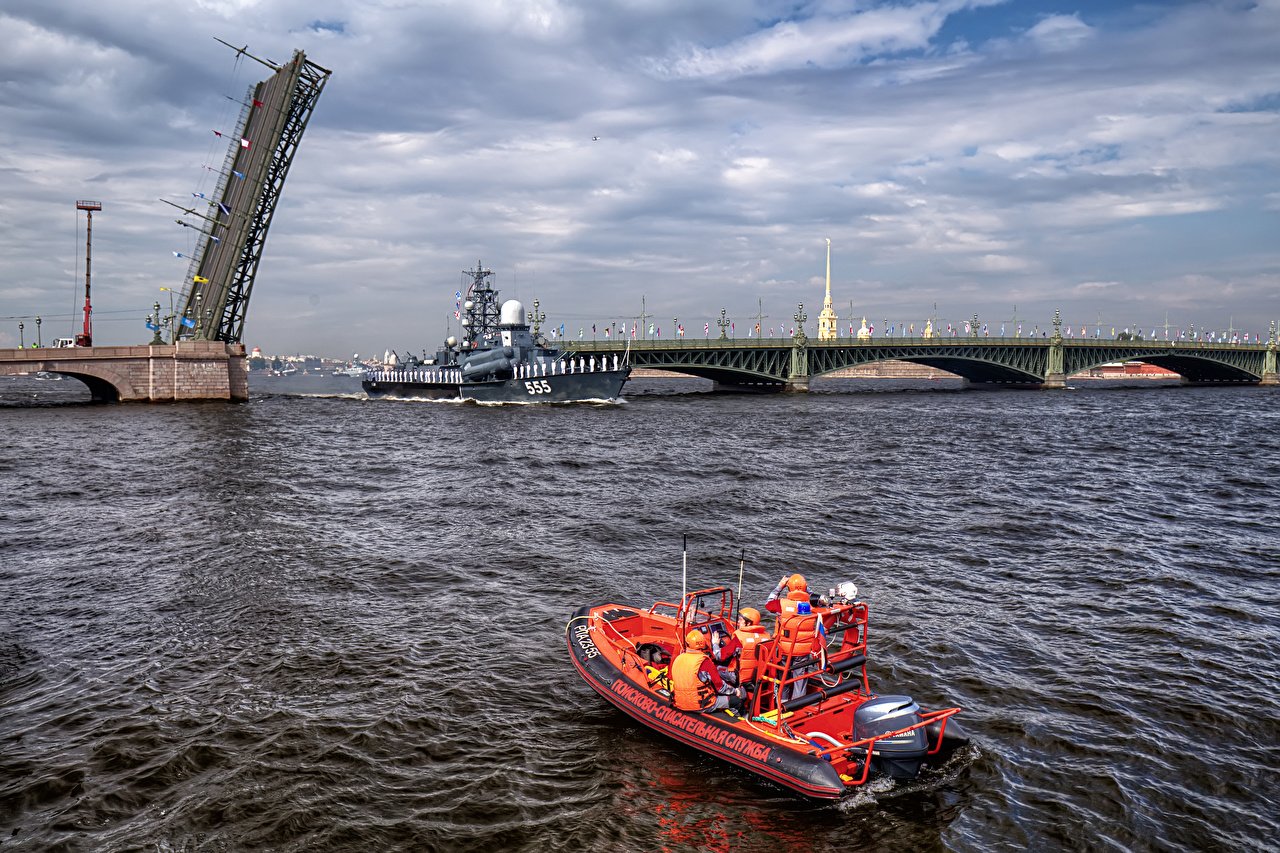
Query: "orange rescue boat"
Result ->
[[567, 585, 966, 799]]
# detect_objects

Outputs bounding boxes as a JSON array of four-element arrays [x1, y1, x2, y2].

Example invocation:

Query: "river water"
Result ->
[[2, 373, 1277, 852]]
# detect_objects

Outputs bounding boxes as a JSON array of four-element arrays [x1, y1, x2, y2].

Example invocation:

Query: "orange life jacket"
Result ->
[[778, 589, 811, 615], [734, 624, 768, 682], [670, 651, 715, 711], [775, 611, 820, 659]]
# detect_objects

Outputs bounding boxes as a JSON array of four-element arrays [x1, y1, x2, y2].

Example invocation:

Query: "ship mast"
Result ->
[[461, 260, 500, 350]]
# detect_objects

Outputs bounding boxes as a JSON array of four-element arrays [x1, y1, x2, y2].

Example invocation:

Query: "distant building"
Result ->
[[817, 238, 839, 341]]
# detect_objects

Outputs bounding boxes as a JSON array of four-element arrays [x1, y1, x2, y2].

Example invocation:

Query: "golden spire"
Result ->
[[818, 237, 839, 341], [824, 238, 832, 307]]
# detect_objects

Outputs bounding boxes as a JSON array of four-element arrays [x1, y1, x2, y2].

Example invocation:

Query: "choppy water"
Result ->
[[2, 373, 1277, 852]]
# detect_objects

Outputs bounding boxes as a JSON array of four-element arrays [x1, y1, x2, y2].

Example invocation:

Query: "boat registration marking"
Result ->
[[610, 680, 773, 762], [524, 380, 552, 395], [573, 624, 600, 658]]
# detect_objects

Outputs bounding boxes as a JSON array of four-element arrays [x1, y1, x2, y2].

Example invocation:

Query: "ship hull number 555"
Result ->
[[524, 380, 552, 395]]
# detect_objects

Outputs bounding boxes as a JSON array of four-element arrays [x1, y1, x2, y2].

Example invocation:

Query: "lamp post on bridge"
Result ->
[[530, 298, 545, 339], [717, 308, 730, 340], [18, 322, 23, 348], [150, 302, 165, 345], [36, 315, 41, 348]]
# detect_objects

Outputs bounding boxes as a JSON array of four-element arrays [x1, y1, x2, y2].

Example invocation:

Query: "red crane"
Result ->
[[75, 200, 101, 347]]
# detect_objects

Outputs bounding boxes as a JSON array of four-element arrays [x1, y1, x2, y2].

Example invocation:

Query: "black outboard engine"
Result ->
[[853, 695, 929, 779]]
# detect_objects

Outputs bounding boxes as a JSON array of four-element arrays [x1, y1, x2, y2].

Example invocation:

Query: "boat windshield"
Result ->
[[678, 587, 734, 638]]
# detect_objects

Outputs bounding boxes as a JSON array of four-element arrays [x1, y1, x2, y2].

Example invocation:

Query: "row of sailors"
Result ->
[[513, 354, 622, 377], [367, 353, 623, 384], [367, 369, 464, 384]]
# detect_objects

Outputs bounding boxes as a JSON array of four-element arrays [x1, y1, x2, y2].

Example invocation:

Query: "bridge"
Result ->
[[563, 314, 1280, 392], [1, 45, 329, 403], [0, 342, 247, 402]]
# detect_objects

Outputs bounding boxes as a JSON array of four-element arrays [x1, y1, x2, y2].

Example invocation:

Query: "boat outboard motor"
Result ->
[[853, 695, 929, 779]]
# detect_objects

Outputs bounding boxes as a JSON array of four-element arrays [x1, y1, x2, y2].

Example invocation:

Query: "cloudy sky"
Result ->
[[1, 0, 1278, 355]]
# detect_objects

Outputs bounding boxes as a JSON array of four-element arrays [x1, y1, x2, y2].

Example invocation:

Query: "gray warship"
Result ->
[[362, 262, 631, 403]]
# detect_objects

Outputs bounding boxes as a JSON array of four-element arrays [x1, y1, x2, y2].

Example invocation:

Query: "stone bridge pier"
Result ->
[[0, 342, 248, 403]]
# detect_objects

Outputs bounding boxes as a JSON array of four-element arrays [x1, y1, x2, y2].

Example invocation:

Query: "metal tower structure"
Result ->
[[174, 43, 331, 343], [74, 200, 102, 346]]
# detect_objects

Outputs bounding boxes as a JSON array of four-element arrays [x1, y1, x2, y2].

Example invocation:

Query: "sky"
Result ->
[[1, 0, 1278, 356]]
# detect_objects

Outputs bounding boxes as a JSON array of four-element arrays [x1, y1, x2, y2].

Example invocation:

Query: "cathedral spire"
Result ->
[[817, 237, 839, 341]]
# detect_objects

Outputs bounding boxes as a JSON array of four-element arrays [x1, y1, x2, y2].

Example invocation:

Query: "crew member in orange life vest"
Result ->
[[776, 601, 826, 702], [671, 630, 743, 713], [733, 607, 768, 685], [765, 573, 813, 616]]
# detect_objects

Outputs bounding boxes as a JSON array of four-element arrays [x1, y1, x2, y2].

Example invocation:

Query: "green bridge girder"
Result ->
[[561, 335, 1279, 391]]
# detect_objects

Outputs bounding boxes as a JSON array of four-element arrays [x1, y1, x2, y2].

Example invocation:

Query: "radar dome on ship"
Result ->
[[500, 300, 527, 327]]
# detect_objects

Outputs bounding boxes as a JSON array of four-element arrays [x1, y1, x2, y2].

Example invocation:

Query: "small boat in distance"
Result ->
[[567, 582, 966, 799], [363, 261, 630, 403]]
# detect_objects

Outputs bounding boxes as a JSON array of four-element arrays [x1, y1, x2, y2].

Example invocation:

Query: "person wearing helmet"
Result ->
[[734, 607, 769, 686], [670, 628, 744, 713], [775, 601, 826, 702], [765, 572, 813, 616]]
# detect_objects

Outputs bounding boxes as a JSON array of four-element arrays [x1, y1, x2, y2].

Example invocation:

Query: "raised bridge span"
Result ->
[[564, 327, 1280, 392], [1, 46, 328, 403]]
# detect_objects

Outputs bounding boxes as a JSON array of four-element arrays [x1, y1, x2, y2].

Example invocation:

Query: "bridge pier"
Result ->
[[784, 375, 809, 393], [0, 342, 248, 403], [1042, 373, 1068, 390], [1261, 373, 1279, 387]]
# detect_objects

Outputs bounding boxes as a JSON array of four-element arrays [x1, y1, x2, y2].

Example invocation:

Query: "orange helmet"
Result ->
[[739, 607, 761, 625], [685, 629, 707, 650], [787, 573, 808, 592]]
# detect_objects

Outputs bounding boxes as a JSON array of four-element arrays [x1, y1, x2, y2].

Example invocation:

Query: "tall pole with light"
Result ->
[[75, 200, 102, 347]]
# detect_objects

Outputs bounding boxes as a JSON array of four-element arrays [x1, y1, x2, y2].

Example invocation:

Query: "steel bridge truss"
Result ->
[[565, 337, 1276, 388], [177, 50, 331, 344]]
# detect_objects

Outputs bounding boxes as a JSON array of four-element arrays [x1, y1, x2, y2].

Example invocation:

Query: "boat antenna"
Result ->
[[736, 547, 745, 613], [680, 534, 688, 619]]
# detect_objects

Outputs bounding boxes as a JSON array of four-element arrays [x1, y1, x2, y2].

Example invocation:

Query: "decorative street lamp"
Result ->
[[35, 315, 42, 348], [150, 301, 165, 345], [673, 318, 678, 343], [18, 321, 23, 348], [530, 298, 545, 338], [717, 308, 729, 340]]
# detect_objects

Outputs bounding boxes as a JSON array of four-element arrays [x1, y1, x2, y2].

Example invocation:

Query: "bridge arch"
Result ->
[[1064, 344, 1264, 384], [0, 362, 120, 401], [809, 342, 1049, 386]]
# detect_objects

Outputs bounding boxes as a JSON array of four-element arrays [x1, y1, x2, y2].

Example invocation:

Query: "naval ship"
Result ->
[[362, 262, 631, 403]]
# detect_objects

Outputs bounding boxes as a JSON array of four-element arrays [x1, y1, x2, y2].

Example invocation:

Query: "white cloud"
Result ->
[[1026, 14, 1094, 53], [0, 0, 1277, 355]]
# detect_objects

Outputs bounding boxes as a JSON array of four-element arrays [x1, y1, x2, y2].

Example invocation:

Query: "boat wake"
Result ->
[[474, 396, 627, 407], [835, 742, 980, 811]]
